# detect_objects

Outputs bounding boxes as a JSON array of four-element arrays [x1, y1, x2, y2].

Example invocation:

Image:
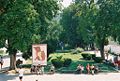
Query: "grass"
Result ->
[[23, 52, 116, 73], [49, 53, 82, 61], [49, 52, 116, 73]]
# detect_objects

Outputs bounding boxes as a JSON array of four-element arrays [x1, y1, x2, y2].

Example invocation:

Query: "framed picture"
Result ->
[[32, 44, 47, 65]]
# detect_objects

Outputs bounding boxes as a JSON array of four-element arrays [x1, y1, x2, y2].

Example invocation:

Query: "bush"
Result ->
[[91, 54, 96, 59], [81, 53, 89, 59], [20, 64, 31, 68], [63, 58, 72, 67], [81, 53, 95, 60], [93, 57, 103, 63], [56, 56, 63, 60], [51, 59, 64, 68], [47, 57, 52, 61]]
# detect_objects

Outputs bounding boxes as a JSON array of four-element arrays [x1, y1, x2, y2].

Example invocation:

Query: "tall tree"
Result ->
[[0, 0, 60, 69], [75, 0, 96, 50], [22, 0, 61, 59], [0, 0, 40, 69], [75, 0, 120, 59], [60, 4, 85, 48]]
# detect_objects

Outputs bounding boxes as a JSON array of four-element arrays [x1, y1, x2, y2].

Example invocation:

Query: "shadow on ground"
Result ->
[[0, 73, 17, 81]]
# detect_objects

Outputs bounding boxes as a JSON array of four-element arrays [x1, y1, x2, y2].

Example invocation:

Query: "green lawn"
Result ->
[[24, 52, 116, 73], [49, 52, 116, 73], [49, 53, 82, 61]]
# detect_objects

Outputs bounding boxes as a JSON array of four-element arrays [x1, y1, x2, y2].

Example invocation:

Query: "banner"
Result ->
[[32, 44, 47, 65]]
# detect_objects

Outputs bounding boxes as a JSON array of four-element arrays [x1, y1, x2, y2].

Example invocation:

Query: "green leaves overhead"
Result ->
[[60, 0, 120, 58], [0, 0, 40, 51], [0, 0, 60, 52]]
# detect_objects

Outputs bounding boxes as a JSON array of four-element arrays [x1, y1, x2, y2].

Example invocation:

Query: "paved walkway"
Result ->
[[0, 73, 120, 81]]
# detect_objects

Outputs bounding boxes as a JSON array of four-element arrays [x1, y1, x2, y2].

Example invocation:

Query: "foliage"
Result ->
[[51, 58, 64, 68], [0, 0, 61, 69], [61, 0, 120, 59], [63, 58, 72, 67], [81, 53, 95, 60], [60, 4, 85, 48], [45, 20, 63, 56], [93, 57, 103, 63], [0, 0, 40, 52], [47, 56, 52, 62], [51, 56, 72, 68], [49, 53, 81, 61], [56, 55, 63, 60]]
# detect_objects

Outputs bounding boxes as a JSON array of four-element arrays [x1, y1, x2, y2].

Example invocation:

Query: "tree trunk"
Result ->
[[10, 53, 16, 70], [8, 39, 17, 70], [99, 40, 105, 59]]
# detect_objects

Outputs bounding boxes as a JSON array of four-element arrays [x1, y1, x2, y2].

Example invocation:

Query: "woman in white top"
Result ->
[[18, 67, 24, 81]]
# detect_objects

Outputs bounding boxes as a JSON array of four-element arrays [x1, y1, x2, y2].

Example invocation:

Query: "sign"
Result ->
[[32, 44, 47, 65]]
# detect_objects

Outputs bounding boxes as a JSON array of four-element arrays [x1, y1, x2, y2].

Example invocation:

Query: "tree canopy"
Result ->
[[0, 0, 60, 69], [60, 0, 120, 59]]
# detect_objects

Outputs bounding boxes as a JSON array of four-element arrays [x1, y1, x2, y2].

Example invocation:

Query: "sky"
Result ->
[[61, 0, 73, 7]]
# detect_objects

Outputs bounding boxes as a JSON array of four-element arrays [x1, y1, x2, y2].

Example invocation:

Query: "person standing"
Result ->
[[0, 56, 4, 69], [86, 63, 90, 74], [91, 64, 95, 75], [18, 67, 24, 81]]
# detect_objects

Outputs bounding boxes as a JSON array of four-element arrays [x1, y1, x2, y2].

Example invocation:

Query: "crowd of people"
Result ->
[[76, 63, 99, 75], [30, 64, 55, 75], [30, 64, 44, 75], [30, 63, 99, 75]]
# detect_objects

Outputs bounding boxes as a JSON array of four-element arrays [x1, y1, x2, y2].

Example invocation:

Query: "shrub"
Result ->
[[81, 53, 89, 59], [86, 55, 92, 60], [47, 57, 52, 61], [20, 64, 31, 68], [56, 56, 63, 60], [63, 58, 72, 67], [51, 59, 64, 68], [93, 57, 103, 63], [81, 53, 95, 60], [91, 54, 96, 59]]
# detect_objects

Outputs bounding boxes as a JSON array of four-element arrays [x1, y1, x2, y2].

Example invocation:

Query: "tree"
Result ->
[[75, 0, 120, 59], [60, 4, 85, 48], [0, 0, 40, 69], [0, 0, 61, 69], [21, 0, 61, 59], [75, 0, 96, 50], [93, 0, 120, 59], [46, 20, 63, 54]]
